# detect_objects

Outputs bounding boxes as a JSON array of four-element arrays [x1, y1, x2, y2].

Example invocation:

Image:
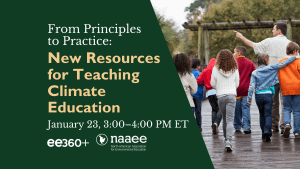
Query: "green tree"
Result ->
[[181, 0, 223, 58], [196, 0, 300, 61], [177, 29, 198, 57], [155, 10, 180, 56], [185, 0, 223, 13]]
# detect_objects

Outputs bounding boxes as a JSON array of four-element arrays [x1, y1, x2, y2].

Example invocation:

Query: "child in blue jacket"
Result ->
[[191, 58, 204, 131], [247, 54, 296, 141]]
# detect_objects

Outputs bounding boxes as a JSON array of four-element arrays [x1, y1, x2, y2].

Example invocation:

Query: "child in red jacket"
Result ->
[[197, 58, 222, 134]]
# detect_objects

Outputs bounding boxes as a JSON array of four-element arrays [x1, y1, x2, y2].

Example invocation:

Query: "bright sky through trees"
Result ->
[[150, 0, 195, 30]]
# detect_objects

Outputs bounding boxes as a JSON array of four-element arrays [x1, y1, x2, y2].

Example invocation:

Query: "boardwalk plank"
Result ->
[[200, 98, 300, 168]]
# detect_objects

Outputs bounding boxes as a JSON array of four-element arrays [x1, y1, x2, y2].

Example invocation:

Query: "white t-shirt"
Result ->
[[253, 35, 291, 65]]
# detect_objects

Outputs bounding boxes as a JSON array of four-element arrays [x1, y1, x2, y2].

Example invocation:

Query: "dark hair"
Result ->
[[235, 46, 247, 56], [215, 49, 238, 73], [286, 42, 300, 55], [257, 54, 269, 66], [275, 22, 287, 35], [173, 53, 192, 76], [191, 58, 201, 68]]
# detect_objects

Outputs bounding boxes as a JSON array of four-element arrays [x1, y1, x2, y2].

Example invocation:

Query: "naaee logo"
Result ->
[[96, 134, 147, 146], [110, 135, 147, 144], [96, 134, 108, 146]]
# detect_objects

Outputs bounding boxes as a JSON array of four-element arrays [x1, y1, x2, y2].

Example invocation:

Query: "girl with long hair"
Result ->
[[211, 49, 239, 151], [173, 53, 198, 112]]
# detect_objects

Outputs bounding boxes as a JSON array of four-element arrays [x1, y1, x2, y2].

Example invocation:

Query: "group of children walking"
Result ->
[[173, 42, 300, 151]]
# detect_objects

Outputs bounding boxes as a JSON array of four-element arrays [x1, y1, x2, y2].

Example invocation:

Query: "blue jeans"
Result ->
[[283, 95, 300, 134], [234, 96, 251, 131], [255, 94, 273, 136], [192, 97, 202, 130]]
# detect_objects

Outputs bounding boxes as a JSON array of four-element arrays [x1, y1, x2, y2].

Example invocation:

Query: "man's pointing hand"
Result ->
[[233, 30, 244, 39]]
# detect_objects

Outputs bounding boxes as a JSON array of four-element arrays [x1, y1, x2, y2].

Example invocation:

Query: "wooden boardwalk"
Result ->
[[201, 98, 300, 169]]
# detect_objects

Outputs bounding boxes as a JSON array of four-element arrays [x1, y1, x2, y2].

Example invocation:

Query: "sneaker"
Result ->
[[295, 133, 300, 139], [273, 126, 279, 132], [236, 129, 241, 132], [244, 130, 251, 134], [265, 134, 271, 142], [262, 134, 265, 139], [225, 141, 232, 151], [213, 123, 218, 134], [283, 124, 291, 138]]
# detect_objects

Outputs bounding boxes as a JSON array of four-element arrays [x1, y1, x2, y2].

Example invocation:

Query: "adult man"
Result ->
[[234, 21, 290, 133], [233, 46, 256, 134]]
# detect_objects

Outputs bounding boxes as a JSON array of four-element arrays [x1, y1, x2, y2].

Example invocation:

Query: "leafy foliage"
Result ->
[[197, 0, 300, 61], [177, 29, 198, 57], [155, 10, 180, 56], [180, 0, 223, 58], [185, 0, 222, 12]]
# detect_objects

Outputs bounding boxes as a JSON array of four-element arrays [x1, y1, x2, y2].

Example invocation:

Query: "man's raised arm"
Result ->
[[234, 30, 254, 49]]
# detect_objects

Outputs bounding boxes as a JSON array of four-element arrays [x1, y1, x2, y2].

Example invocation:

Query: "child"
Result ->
[[191, 58, 204, 131], [173, 53, 198, 114], [211, 49, 239, 151], [233, 46, 256, 134], [278, 42, 300, 138], [247, 54, 297, 141], [197, 58, 222, 134]]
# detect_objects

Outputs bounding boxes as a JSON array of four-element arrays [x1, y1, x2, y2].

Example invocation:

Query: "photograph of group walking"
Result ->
[[175, 21, 300, 150], [153, 0, 300, 167], [173, 21, 300, 168]]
